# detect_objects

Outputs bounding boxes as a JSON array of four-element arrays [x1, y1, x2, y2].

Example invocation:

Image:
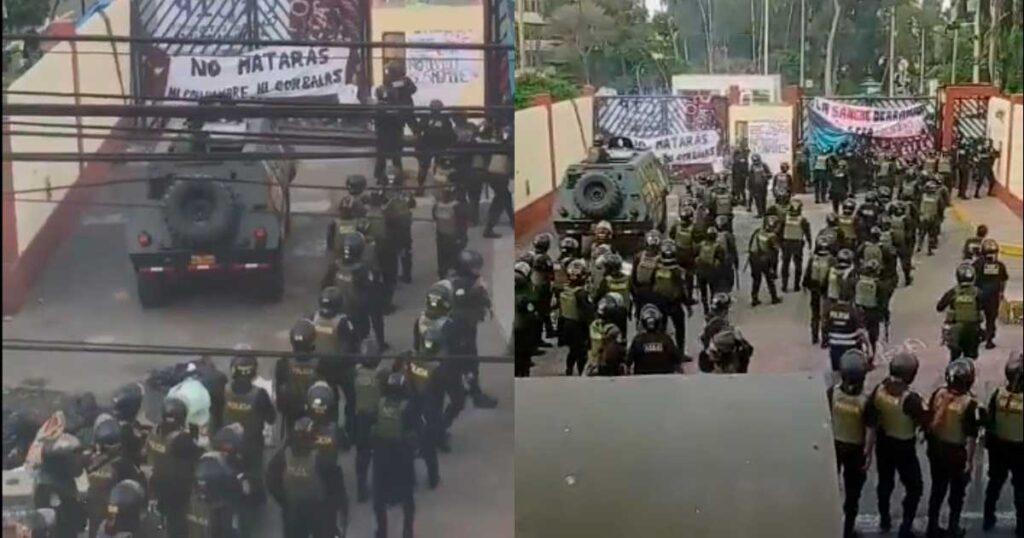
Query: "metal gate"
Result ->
[[951, 97, 989, 142]]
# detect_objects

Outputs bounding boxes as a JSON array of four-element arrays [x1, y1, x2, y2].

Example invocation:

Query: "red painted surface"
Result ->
[[728, 85, 740, 106], [514, 190, 556, 247], [939, 84, 1001, 151]]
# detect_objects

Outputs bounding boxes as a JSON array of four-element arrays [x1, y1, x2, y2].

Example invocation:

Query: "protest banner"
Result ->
[[164, 45, 359, 102], [806, 97, 935, 158], [406, 30, 484, 106], [747, 120, 792, 172], [633, 130, 721, 166]]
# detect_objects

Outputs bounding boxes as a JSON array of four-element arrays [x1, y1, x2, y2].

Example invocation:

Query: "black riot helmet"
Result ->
[[424, 281, 453, 318], [815, 236, 833, 255], [704, 226, 719, 241], [306, 381, 336, 418], [429, 99, 444, 113], [678, 205, 694, 223], [889, 350, 920, 384], [644, 230, 661, 252], [826, 213, 839, 227], [341, 232, 366, 263], [865, 191, 878, 205], [714, 215, 730, 231], [841, 199, 857, 216], [457, 249, 484, 277], [518, 250, 536, 267], [161, 396, 188, 429], [346, 174, 368, 196], [41, 433, 83, 478], [764, 214, 779, 231], [596, 293, 621, 320], [533, 233, 553, 255], [862, 259, 880, 277], [659, 239, 678, 262], [566, 259, 588, 283], [1005, 350, 1023, 392], [639, 304, 664, 333], [945, 358, 976, 395], [603, 253, 623, 274], [788, 200, 802, 217], [194, 452, 236, 505], [513, 262, 531, 288], [211, 423, 245, 459], [111, 383, 142, 423], [229, 355, 257, 380], [93, 414, 122, 451], [838, 349, 868, 393], [318, 286, 344, 317], [710, 292, 732, 317], [780, 162, 790, 173], [891, 201, 906, 217], [290, 318, 317, 352], [106, 479, 146, 531], [981, 238, 999, 258], [559, 236, 580, 258], [869, 226, 881, 242], [836, 249, 855, 268], [955, 263, 976, 285]]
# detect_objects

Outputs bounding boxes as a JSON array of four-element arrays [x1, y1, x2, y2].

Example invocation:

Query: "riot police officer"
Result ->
[[888, 201, 914, 286], [586, 294, 628, 376], [827, 349, 876, 538], [306, 382, 341, 463], [307, 286, 356, 445], [448, 249, 499, 408], [715, 214, 740, 294], [917, 181, 943, 256], [267, 417, 347, 538], [110, 382, 146, 466], [804, 237, 836, 345], [732, 142, 750, 206], [972, 238, 1008, 350], [868, 350, 927, 537], [95, 479, 159, 538], [432, 183, 469, 279], [531, 233, 557, 343], [353, 351, 387, 502], [556, 259, 593, 376], [631, 230, 663, 316], [983, 350, 1023, 533], [771, 162, 794, 204], [817, 213, 846, 256], [936, 264, 984, 361], [748, 215, 782, 307], [86, 415, 145, 538], [853, 258, 887, 355], [627, 304, 684, 375], [593, 252, 631, 336], [276, 319, 331, 435], [416, 99, 456, 195], [369, 372, 419, 538], [34, 433, 87, 538], [961, 224, 989, 260], [514, 262, 538, 377], [373, 83, 406, 185], [694, 226, 726, 314], [779, 200, 812, 293], [649, 239, 693, 351], [147, 396, 202, 537], [973, 139, 997, 198], [830, 161, 852, 214], [702, 324, 753, 374], [748, 154, 770, 217], [813, 150, 832, 204], [837, 199, 858, 252], [324, 232, 388, 350], [925, 359, 981, 538], [221, 355, 276, 506], [363, 187, 399, 308], [383, 168, 416, 284], [188, 454, 243, 538], [824, 259, 866, 373], [669, 206, 700, 293], [330, 178, 369, 255], [855, 191, 882, 245]]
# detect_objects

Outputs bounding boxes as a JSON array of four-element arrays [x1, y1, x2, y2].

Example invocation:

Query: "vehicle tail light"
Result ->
[[252, 227, 267, 247], [137, 232, 152, 247]]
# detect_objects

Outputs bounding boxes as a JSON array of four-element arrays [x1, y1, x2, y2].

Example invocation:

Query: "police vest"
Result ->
[[354, 365, 381, 416], [814, 156, 828, 171], [890, 216, 907, 245], [697, 241, 718, 268], [373, 399, 404, 441], [604, 274, 630, 311], [992, 388, 1023, 443], [900, 181, 918, 200], [653, 265, 680, 299], [587, 320, 607, 366], [810, 254, 833, 287], [920, 194, 939, 221], [827, 267, 851, 301], [385, 195, 412, 221], [365, 209, 389, 243], [451, 276, 485, 324], [878, 161, 892, 177], [874, 386, 916, 441], [831, 389, 868, 445], [147, 429, 188, 483], [750, 231, 772, 257], [783, 216, 804, 241], [634, 253, 658, 285], [862, 242, 883, 266], [938, 157, 953, 174], [86, 456, 121, 516], [855, 276, 878, 309], [313, 422, 338, 461], [186, 494, 213, 538], [282, 447, 327, 502], [332, 263, 360, 305], [838, 216, 856, 240], [434, 201, 458, 236], [924, 157, 938, 172], [828, 307, 859, 347], [417, 315, 448, 354], [223, 384, 261, 444], [311, 312, 341, 355], [715, 192, 732, 215], [932, 391, 971, 445], [407, 360, 438, 395], [558, 287, 581, 321], [675, 225, 696, 259], [285, 358, 321, 410], [952, 285, 980, 324], [333, 220, 357, 251]]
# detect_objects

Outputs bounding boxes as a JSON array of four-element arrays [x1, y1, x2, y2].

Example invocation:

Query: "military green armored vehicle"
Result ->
[[126, 117, 296, 308], [551, 143, 670, 254]]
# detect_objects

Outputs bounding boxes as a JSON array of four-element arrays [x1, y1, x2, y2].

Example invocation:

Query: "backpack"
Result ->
[[697, 241, 717, 267]]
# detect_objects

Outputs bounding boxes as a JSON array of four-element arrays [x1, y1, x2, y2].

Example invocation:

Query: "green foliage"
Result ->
[[515, 72, 580, 109], [4, 0, 51, 31]]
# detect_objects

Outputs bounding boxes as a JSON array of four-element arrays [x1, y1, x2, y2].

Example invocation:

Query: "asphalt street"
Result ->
[[2, 150, 514, 537], [520, 188, 1024, 537]]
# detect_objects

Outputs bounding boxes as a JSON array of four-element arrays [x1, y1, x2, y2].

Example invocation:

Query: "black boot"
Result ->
[[472, 392, 499, 409], [898, 520, 918, 538], [771, 294, 782, 305], [982, 510, 996, 531], [482, 228, 501, 239], [985, 340, 996, 350], [880, 512, 893, 532]]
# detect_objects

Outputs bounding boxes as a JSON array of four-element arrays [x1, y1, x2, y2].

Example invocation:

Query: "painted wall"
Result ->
[[513, 96, 593, 212], [1010, 104, 1023, 202], [6, 0, 131, 256], [728, 104, 794, 174], [372, 4, 485, 107], [987, 96, 1012, 190]]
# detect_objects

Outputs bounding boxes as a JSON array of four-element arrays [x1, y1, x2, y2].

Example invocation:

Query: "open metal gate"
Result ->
[[951, 97, 989, 142]]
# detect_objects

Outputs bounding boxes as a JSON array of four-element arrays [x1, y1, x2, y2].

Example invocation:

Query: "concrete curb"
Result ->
[[949, 202, 1024, 258]]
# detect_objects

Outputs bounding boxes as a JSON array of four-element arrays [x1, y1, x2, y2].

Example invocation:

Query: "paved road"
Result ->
[[521, 190, 1023, 537], [2, 152, 514, 538]]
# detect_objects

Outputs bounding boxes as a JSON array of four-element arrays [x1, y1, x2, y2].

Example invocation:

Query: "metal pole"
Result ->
[[972, 0, 981, 82], [800, 0, 806, 88], [919, 23, 926, 94], [763, 0, 769, 74], [889, 7, 896, 96], [517, 0, 525, 70], [951, 25, 959, 84]]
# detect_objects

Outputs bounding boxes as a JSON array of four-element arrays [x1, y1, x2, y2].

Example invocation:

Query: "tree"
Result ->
[[545, 0, 616, 85], [4, 0, 51, 31], [825, 0, 842, 95]]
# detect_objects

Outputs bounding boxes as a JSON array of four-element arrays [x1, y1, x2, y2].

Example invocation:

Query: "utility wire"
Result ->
[[1, 338, 514, 364], [2, 147, 511, 163], [1, 102, 512, 117]]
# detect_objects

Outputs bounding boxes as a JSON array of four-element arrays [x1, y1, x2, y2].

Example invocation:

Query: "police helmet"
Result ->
[[194, 452, 236, 504], [815, 237, 833, 254], [306, 381, 336, 417], [593, 134, 606, 148], [161, 396, 188, 428], [319, 286, 344, 316], [559, 236, 580, 257], [839, 349, 868, 391], [211, 423, 245, 457], [385, 60, 405, 78], [107, 479, 145, 530], [891, 202, 906, 217], [346, 174, 368, 195], [429, 99, 444, 111], [678, 205, 695, 222], [836, 249, 855, 267], [603, 253, 623, 274], [111, 383, 143, 423], [878, 185, 893, 200], [592, 243, 612, 261], [976, 224, 989, 238], [751, 154, 762, 164], [566, 259, 588, 282], [955, 263, 976, 285], [290, 318, 317, 352], [513, 262, 531, 286], [93, 414, 121, 450], [780, 162, 790, 172], [594, 221, 613, 240], [788, 200, 803, 216], [659, 239, 677, 261], [229, 355, 257, 380], [533, 233, 553, 254], [878, 218, 892, 232], [644, 230, 661, 251], [424, 281, 453, 317], [457, 249, 484, 276], [290, 416, 317, 449], [869, 226, 882, 241], [889, 350, 920, 384], [945, 358, 976, 394], [596, 294, 620, 320], [41, 433, 83, 477], [841, 199, 857, 215], [826, 213, 839, 227], [714, 215, 730, 231], [639, 304, 664, 332], [981, 238, 999, 257], [1007, 350, 1023, 392], [518, 250, 536, 267], [710, 292, 732, 316], [341, 232, 366, 262], [705, 226, 719, 241], [865, 191, 878, 204], [764, 213, 779, 230]]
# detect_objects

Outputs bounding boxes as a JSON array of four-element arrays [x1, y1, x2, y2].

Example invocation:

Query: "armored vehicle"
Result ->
[[127, 116, 296, 307], [551, 143, 669, 254]]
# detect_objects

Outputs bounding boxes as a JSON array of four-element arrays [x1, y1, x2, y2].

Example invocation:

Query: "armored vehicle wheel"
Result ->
[[162, 180, 239, 247], [573, 173, 623, 219], [137, 276, 169, 308]]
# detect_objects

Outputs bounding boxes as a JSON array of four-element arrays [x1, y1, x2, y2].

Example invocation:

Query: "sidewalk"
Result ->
[[950, 196, 1024, 257]]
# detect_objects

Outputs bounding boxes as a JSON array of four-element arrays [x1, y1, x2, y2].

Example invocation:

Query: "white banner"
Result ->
[[747, 120, 792, 172], [165, 46, 359, 102], [810, 98, 928, 139], [633, 130, 721, 165], [406, 31, 483, 106]]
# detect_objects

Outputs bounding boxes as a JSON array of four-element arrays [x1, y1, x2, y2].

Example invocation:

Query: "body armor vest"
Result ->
[[855, 276, 878, 309], [605, 274, 630, 311], [831, 389, 868, 445], [313, 422, 338, 461], [810, 254, 833, 287], [827, 267, 851, 301], [932, 391, 970, 445], [838, 216, 855, 240], [434, 201, 458, 236], [952, 286, 980, 324], [558, 287, 581, 321], [634, 253, 658, 285], [675, 225, 695, 259], [992, 388, 1023, 443], [354, 366, 381, 415], [920, 194, 939, 221], [653, 265, 681, 299], [311, 312, 341, 355], [223, 384, 261, 444], [373, 400, 403, 441], [783, 216, 804, 241], [875, 387, 916, 441], [285, 358, 321, 410], [282, 447, 326, 502], [862, 243, 882, 266]]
